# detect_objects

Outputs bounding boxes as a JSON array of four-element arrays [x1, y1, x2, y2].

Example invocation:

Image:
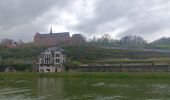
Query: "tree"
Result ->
[[98, 34, 113, 46], [120, 35, 147, 47]]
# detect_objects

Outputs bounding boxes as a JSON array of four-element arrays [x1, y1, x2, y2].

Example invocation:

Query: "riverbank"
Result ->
[[1, 72, 170, 78]]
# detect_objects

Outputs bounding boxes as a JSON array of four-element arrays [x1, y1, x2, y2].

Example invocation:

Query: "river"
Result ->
[[0, 77, 170, 100]]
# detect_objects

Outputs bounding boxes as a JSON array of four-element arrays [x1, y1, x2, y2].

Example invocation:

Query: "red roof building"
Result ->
[[34, 27, 71, 46]]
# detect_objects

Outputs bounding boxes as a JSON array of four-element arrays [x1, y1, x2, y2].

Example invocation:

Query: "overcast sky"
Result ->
[[0, 0, 170, 42]]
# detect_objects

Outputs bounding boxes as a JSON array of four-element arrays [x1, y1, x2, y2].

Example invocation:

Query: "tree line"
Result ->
[[88, 34, 170, 49]]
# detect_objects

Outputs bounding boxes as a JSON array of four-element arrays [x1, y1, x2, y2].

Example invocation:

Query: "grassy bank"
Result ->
[[1, 72, 170, 79]]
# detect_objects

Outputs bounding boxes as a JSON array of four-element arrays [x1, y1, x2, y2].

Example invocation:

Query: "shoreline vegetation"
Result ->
[[1, 72, 170, 78], [1, 46, 170, 71]]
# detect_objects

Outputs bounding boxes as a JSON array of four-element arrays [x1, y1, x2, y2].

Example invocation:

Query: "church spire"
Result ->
[[50, 25, 52, 34]]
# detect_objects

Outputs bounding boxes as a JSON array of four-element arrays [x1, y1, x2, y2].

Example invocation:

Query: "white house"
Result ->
[[38, 47, 66, 72]]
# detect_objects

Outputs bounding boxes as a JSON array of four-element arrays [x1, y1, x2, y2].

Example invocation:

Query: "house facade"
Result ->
[[38, 47, 66, 72]]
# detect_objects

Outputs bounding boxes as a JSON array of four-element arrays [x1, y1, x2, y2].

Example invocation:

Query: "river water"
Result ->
[[0, 77, 170, 100]]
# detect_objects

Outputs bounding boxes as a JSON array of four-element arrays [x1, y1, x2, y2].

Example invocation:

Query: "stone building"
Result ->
[[38, 47, 66, 72], [71, 34, 85, 46], [34, 27, 70, 46]]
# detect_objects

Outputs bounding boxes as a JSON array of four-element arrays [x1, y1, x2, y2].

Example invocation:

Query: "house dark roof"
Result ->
[[39, 47, 65, 58], [46, 47, 64, 52]]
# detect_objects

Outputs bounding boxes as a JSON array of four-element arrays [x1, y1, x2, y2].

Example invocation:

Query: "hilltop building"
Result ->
[[38, 47, 66, 72], [71, 34, 86, 46], [34, 26, 86, 46], [34, 26, 70, 46]]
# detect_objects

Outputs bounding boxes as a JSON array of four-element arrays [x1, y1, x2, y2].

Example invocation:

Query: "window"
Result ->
[[41, 60, 44, 64], [40, 69, 44, 72], [56, 54, 60, 57], [46, 69, 50, 72], [45, 59, 50, 64], [56, 59, 60, 63]]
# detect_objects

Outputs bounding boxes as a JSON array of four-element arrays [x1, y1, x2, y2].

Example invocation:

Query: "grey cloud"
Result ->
[[0, 0, 170, 42], [0, 0, 71, 41], [74, 0, 138, 33], [73, 0, 170, 41], [0, 0, 70, 29]]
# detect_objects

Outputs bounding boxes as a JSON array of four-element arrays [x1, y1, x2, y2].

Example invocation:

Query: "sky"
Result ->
[[0, 0, 170, 42]]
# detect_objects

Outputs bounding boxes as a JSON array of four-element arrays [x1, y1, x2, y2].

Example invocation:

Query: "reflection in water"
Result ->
[[0, 78, 170, 99], [37, 78, 64, 99]]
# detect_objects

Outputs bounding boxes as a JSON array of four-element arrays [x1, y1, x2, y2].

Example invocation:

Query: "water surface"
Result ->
[[0, 77, 170, 100]]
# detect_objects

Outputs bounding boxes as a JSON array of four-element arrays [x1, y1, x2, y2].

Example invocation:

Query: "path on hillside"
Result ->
[[104, 47, 170, 53]]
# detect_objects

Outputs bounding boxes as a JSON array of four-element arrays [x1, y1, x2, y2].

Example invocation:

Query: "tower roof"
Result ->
[[50, 25, 52, 34]]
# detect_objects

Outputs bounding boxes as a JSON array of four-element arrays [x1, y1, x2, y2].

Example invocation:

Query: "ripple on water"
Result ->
[[148, 84, 170, 94], [95, 95, 126, 100], [92, 82, 130, 88], [0, 89, 37, 100], [15, 80, 28, 83], [92, 82, 106, 87], [146, 99, 163, 100], [0, 88, 31, 95]]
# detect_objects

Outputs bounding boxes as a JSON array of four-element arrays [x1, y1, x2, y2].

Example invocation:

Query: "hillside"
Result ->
[[1, 45, 170, 62]]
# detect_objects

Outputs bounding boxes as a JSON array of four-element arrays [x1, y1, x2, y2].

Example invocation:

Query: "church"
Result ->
[[34, 26, 71, 46]]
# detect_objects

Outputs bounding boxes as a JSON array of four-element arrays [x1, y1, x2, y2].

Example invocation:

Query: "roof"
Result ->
[[39, 47, 65, 56], [35, 32, 70, 38], [46, 47, 64, 52]]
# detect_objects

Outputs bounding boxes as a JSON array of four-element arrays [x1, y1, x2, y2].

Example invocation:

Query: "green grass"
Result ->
[[1, 72, 170, 79], [155, 45, 170, 49]]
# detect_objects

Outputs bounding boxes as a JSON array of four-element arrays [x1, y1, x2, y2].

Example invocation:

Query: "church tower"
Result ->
[[50, 25, 52, 34]]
